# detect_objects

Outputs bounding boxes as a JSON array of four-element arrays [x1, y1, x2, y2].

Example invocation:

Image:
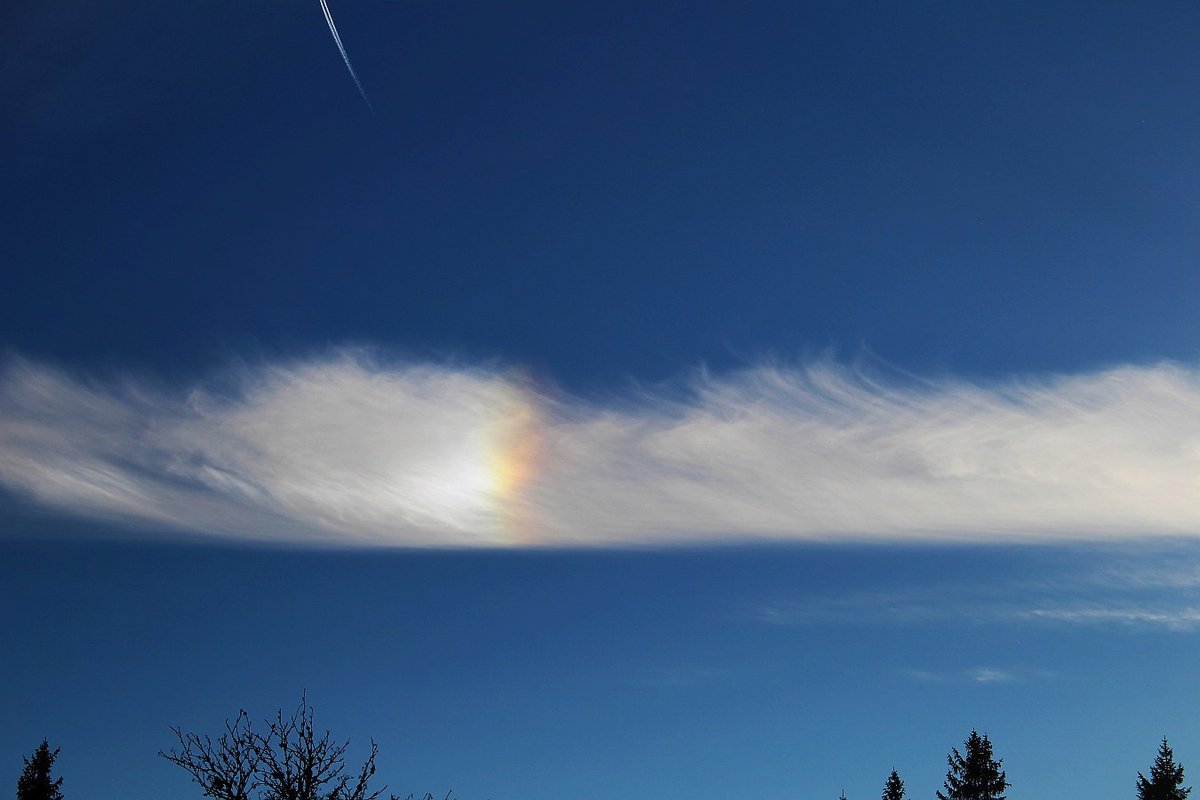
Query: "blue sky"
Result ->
[[2, 2, 1199, 799]]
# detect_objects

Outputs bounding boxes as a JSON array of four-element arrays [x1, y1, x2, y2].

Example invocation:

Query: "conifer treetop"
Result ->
[[936, 729, 1008, 800], [882, 769, 905, 800], [1138, 737, 1191, 800], [16, 740, 64, 800]]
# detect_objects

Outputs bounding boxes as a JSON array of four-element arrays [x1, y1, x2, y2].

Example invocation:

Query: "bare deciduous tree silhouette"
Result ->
[[161, 695, 428, 800], [162, 709, 260, 800]]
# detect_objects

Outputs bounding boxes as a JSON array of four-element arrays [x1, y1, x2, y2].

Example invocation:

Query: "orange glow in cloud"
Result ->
[[488, 378, 545, 546]]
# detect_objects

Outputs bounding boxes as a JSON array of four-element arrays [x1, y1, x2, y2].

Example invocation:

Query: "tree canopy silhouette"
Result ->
[[16, 740, 64, 800], [882, 769, 905, 800], [936, 730, 1007, 800], [1138, 738, 1191, 800], [161, 695, 403, 800]]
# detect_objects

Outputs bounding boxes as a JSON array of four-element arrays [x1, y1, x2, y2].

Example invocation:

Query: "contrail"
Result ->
[[318, 0, 372, 111]]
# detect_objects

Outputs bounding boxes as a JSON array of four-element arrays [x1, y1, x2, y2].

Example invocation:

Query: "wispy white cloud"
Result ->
[[1020, 606, 1200, 631], [970, 667, 1015, 684], [3, 350, 1200, 548], [1088, 559, 1200, 590], [901, 667, 1027, 684], [755, 595, 953, 626], [751, 587, 1200, 633]]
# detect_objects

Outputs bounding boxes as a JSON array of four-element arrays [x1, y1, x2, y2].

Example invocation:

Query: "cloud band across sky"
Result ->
[[1, 351, 1198, 547]]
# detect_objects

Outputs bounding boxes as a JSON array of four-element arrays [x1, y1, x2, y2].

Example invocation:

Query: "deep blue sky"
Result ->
[[4, 533, 1199, 800], [3, 3, 1200, 799], [6, 2, 1199, 384]]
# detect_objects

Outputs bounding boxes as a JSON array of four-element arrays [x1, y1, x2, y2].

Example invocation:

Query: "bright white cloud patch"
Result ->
[[1, 351, 1199, 547]]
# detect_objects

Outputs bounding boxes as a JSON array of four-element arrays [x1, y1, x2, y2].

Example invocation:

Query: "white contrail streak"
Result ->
[[318, 0, 372, 111]]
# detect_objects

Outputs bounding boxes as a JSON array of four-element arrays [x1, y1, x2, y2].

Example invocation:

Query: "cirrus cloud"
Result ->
[[1, 350, 1199, 547]]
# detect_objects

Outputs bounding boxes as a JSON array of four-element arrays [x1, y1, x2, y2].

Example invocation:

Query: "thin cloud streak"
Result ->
[[318, 0, 372, 111], [2, 351, 1200, 547], [1021, 606, 1200, 631], [970, 667, 1015, 684], [751, 588, 1200, 632], [901, 667, 1030, 684]]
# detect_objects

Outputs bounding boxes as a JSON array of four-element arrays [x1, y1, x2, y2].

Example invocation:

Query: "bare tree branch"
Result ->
[[159, 710, 261, 800], [162, 696, 412, 800]]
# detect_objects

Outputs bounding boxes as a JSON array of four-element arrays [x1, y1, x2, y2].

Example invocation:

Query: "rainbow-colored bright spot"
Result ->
[[486, 378, 546, 546]]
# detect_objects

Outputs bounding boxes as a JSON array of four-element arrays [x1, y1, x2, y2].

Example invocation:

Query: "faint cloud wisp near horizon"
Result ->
[[900, 667, 1026, 684], [1, 350, 1199, 548], [750, 560, 1200, 634]]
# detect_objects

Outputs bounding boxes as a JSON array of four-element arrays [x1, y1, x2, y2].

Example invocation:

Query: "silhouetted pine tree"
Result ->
[[882, 769, 905, 800], [1138, 738, 1191, 800], [16, 740, 64, 800], [936, 730, 1007, 800]]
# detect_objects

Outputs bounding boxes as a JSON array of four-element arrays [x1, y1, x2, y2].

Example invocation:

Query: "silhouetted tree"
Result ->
[[16, 740, 64, 800], [161, 708, 260, 800], [882, 769, 905, 800], [1138, 738, 1191, 800], [936, 730, 1007, 800], [161, 695, 397, 800]]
